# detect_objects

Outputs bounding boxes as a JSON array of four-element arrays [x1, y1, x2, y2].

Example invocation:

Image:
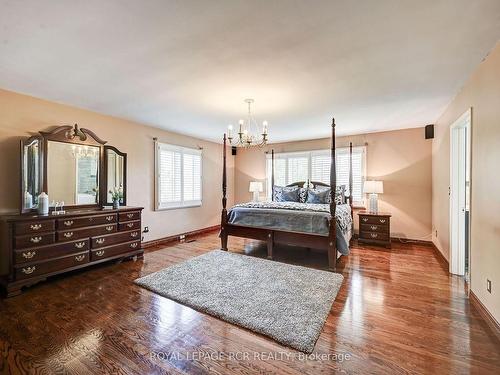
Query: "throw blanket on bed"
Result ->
[[232, 201, 352, 234]]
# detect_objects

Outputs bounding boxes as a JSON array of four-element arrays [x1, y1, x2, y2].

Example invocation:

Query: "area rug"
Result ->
[[134, 250, 344, 353]]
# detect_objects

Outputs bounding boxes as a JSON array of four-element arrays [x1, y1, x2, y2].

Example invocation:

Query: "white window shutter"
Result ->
[[156, 143, 202, 210]]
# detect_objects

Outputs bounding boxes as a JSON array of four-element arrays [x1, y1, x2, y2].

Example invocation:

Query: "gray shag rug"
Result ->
[[134, 250, 344, 353]]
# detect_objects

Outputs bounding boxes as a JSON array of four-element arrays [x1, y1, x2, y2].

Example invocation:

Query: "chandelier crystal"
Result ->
[[227, 99, 268, 148]]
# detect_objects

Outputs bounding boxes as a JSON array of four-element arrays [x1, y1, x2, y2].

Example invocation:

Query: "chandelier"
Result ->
[[227, 99, 268, 147]]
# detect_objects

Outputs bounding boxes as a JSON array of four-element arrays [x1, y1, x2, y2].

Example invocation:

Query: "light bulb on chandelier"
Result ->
[[227, 99, 268, 148]]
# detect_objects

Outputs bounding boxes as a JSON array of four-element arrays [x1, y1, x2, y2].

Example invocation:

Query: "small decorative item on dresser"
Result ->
[[109, 186, 123, 209], [358, 211, 391, 248], [37, 192, 49, 215]]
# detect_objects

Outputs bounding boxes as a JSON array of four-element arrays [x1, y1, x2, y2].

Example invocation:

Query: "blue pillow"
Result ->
[[306, 188, 330, 204], [273, 186, 300, 202]]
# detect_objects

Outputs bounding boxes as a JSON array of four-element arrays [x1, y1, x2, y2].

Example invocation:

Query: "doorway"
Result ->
[[449, 108, 471, 279]]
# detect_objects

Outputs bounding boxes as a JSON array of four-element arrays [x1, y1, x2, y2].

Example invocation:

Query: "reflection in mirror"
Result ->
[[106, 149, 125, 204], [22, 138, 41, 209], [47, 141, 100, 205]]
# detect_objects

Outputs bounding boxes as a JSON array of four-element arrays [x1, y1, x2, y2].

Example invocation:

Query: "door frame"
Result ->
[[449, 108, 472, 277]]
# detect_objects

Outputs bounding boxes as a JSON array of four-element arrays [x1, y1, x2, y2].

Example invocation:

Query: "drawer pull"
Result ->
[[379, 219, 386, 224], [96, 250, 105, 257], [96, 238, 106, 245], [127, 213, 134, 219], [370, 233, 378, 238], [130, 242, 138, 249], [30, 224, 42, 230], [370, 225, 378, 231], [105, 225, 114, 232], [30, 236, 42, 243], [106, 215, 114, 221], [64, 220, 74, 227], [22, 251, 36, 259], [63, 232, 74, 238], [362, 218, 368, 222], [21, 266, 36, 275], [130, 231, 138, 238], [75, 255, 85, 262], [75, 242, 86, 249], [126, 223, 134, 228]]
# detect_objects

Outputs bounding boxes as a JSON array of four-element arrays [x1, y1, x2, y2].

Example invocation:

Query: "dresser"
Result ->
[[0, 207, 143, 297], [358, 211, 391, 248]]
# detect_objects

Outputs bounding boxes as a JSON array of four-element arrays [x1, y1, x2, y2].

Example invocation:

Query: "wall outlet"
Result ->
[[487, 279, 492, 293], [143, 226, 149, 233]]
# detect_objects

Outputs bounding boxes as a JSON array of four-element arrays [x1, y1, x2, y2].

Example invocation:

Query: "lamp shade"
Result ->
[[249, 181, 263, 193], [363, 180, 384, 194]]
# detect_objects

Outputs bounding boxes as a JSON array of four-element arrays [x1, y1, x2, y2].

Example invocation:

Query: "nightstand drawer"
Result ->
[[360, 223, 388, 233], [359, 231, 389, 241], [359, 216, 390, 225]]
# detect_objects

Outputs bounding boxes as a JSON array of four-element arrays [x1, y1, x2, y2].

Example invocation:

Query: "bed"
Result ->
[[220, 118, 353, 271]]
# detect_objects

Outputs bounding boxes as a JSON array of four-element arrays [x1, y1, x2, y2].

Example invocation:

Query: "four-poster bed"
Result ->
[[220, 118, 353, 271]]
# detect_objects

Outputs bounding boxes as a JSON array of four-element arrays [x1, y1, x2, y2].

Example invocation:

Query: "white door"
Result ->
[[449, 109, 471, 276]]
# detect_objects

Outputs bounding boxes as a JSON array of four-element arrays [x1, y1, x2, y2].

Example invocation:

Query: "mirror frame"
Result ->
[[40, 124, 107, 210], [103, 145, 127, 206], [20, 124, 129, 214], [20, 135, 44, 214]]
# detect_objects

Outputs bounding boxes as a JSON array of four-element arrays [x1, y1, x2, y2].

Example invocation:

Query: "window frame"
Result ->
[[266, 146, 367, 207], [154, 141, 203, 211]]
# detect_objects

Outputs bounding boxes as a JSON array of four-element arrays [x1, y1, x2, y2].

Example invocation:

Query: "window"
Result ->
[[266, 146, 366, 206], [155, 142, 202, 210]]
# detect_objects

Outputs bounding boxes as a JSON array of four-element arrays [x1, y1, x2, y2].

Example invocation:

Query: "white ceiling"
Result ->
[[1, 0, 499, 143]]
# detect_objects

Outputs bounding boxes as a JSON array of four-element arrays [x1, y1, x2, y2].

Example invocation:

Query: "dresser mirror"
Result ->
[[21, 136, 43, 212], [20, 124, 127, 213], [104, 146, 127, 206]]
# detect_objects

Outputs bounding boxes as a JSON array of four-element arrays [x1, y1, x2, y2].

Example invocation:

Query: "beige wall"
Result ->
[[0, 89, 234, 242], [234, 127, 432, 240], [432, 42, 500, 322]]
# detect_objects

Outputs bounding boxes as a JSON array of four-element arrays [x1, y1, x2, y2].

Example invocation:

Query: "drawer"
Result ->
[[118, 220, 141, 231], [91, 240, 141, 262], [15, 232, 55, 249], [14, 251, 89, 280], [360, 223, 388, 233], [14, 239, 90, 264], [359, 231, 389, 241], [57, 214, 117, 229], [57, 223, 117, 241], [119, 211, 141, 222], [359, 216, 390, 225], [91, 230, 141, 249], [15, 220, 55, 236]]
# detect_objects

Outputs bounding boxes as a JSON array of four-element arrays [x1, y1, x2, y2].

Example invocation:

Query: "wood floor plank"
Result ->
[[1, 231, 499, 374]]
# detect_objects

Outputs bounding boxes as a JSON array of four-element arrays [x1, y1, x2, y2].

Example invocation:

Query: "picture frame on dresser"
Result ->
[[0, 124, 142, 297]]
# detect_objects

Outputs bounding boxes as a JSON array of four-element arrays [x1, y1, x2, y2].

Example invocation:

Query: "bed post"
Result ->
[[220, 133, 228, 251], [328, 118, 337, 271], [349, 142, 354, 227], [271, 149, 275, 201]]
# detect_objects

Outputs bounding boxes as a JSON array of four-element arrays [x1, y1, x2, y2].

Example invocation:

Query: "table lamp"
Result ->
[[249, 181, 263, 202], [363, 180, 384, 213]]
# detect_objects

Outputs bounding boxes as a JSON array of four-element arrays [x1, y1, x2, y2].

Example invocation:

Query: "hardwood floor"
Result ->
[[1, 231, 499, 374]]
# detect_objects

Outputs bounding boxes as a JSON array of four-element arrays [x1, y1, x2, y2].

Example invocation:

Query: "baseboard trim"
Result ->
[[470, 291, 500, 342], [143, 225, 220, 249], [430, 241, 449, 268]]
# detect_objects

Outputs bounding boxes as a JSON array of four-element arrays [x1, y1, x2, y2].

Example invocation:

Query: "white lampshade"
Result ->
[[364, 180, 384, 194], [249, 181, 263, 193]]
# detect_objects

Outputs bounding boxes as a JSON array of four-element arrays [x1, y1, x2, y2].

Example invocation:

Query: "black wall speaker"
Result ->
[[231, 146, 237, 156], [425, 124, 434, 139]]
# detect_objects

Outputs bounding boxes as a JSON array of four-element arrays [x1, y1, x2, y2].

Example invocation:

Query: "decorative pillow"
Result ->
[[273, 186, 300, 202], [298, 187, 308, 203], [335, 185, 347, 205], [306, 185, 346, 205], [306, 188, 331, 204]]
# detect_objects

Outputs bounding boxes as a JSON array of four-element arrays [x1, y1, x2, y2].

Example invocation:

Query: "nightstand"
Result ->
[[358, 211, 391, 248]]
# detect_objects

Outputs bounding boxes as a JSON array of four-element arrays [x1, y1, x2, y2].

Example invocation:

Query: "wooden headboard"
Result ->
[[286, 181, 330, 189]]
